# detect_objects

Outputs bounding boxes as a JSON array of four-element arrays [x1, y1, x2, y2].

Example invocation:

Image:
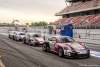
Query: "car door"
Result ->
[[49, 37, 57, 52]]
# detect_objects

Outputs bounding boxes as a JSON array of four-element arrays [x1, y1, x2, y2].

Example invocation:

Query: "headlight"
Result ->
[[64, 47, 68, 50], [81, 43, 87, 47], [30, 39, 34, 41]]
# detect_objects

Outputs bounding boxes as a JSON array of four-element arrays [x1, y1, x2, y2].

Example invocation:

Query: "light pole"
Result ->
[[84, 20, 90, 38]]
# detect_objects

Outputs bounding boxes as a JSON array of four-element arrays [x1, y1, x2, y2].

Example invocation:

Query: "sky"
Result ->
[[0, 0, 66, 24]]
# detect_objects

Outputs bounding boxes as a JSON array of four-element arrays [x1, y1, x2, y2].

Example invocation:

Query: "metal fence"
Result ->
[[0, 26, 100, 40]]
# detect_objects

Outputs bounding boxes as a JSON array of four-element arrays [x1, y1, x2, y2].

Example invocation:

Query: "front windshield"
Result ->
[[11, 31, 16, 34], [19, 33, 25, 35], [32, 34, 41, 37], [58, 37, 75, 43]]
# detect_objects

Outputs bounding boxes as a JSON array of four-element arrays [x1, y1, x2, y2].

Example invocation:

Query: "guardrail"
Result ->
[[28, 28, 100, 40]]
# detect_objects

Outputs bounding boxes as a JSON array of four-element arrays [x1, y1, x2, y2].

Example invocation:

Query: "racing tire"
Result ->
[[23, 39, 26, 44], [42, 43, 47, 52], [15, 37, 17, 41], [86, 51, 90, 58], [33, 44, 36, 46], [8, 35, 10, 38], [28, 41, 32, 46], [13, 36, 15, 40], [58, 47, 64, 57]]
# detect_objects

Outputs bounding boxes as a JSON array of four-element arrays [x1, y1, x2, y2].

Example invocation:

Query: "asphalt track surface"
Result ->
[[0, 34, 100, 67]]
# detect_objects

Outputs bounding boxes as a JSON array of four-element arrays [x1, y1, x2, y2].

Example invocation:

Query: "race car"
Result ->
[[23, 33, 44, 46], [8, 31, 17, 39], [42, 36, 90, 58], [13, 32, 25, 41]]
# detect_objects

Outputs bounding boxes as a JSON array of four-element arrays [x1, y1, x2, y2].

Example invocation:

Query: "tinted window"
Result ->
[[19, 33, 25, 35], [58, 37, 75, 43], [33, 34, 41, 37]]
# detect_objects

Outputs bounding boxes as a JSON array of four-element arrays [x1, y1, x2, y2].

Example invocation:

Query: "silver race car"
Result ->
[[23, 33, 44, 46]]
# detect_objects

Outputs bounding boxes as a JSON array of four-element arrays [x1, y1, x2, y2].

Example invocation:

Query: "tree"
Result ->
[[30, 21, 48, 26], [25, 23, 30, 26], [49, 22, 53, 25]]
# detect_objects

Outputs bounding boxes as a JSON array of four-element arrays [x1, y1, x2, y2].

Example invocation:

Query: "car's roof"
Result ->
[[16, 32, 25, 33], [53, 35, 70, 38], [10, 31, 17, 32], [26, 33, 40, 35], [44, 34, 71, 39]]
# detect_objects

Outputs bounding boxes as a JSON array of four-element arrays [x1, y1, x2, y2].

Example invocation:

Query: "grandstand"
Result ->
[[53, 0, 100, 29]]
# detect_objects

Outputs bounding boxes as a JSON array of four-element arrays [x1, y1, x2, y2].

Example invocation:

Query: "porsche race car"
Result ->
[[42, 36, 90, 58]]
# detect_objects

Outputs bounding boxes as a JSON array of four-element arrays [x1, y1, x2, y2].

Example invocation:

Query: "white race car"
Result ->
[[42, 36, 90, 58]]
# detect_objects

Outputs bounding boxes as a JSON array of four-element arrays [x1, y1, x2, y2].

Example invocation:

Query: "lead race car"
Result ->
[[42, 36, 90, 58]]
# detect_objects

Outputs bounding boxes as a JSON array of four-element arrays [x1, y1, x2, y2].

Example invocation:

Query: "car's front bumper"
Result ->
[[64, 50, 90, 57], [31, 41, 44, 45]]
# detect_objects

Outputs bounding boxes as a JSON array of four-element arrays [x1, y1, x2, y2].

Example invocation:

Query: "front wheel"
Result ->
[[86, 51, 90, 58], [28, 41, 32, 46], [23, 39, 26, 44], [58, 47, 64, 57], [8, 35, 10, 38], [42, 43, 47, 52]]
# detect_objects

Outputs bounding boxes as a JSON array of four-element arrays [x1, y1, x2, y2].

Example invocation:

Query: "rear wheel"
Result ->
[[58, 47, 64, 57], [32, 42, 36, 46], [15, 37, 17, 41], [13, 36, 15, 40]]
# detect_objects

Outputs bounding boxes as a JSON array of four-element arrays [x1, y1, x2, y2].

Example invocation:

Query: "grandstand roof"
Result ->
[[56, 0, 100, 16], [66, 0, 91, 2], [66, 0, 82, 2]]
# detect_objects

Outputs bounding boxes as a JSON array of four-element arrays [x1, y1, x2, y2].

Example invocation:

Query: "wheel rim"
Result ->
[[43, 44, 46, 50], [29, 41, 31, 45], [59, 48, 62, 56], [23, 39, 25, 43]]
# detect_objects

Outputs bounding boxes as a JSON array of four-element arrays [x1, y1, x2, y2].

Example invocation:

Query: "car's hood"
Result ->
[[19, 35, 25, 38], [67, 42, 85, 50], [35, 37, 44, 41], [57, 42, 85, 50]]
